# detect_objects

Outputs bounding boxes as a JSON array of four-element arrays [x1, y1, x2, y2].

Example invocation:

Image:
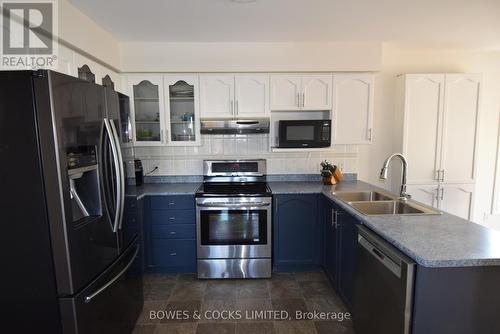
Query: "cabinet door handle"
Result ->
[[236, 100, 239, 116], [368, 128, 373, 141], [440, 188, 444, 201], [302, 92, 305, 108], [230, 100, 234, 117], [435, 170, 441, 181], [169, 217, 175, 220], [169, 252, 177, 256], [169, 231, 176, 235], [297, 92, 300, 107], [331, 209, 338, 228], [441, 169, 445, 182], [168, 202, 175, 205]]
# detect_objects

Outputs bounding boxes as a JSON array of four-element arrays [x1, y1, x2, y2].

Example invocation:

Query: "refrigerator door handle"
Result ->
[[109, 119, 125, 230], [103, 118, 122, 233], [84, 244, 140, 304]]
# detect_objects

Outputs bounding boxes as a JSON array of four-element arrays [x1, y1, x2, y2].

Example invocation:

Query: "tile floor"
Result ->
[[133, 271, 355, 334]]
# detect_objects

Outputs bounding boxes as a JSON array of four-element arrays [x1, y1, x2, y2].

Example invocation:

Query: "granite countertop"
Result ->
[[135, 183, 200, 199], [132, 179, 500, 268], [271, 180, 500, 268]]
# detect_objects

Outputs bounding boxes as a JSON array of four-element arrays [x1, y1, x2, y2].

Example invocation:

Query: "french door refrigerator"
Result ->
[[0, 70, 143, 334]]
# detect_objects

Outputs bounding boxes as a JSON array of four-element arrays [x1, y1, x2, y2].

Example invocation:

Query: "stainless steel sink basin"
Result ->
[[332, 191, 394, 202], [349, 200, 442, 216]]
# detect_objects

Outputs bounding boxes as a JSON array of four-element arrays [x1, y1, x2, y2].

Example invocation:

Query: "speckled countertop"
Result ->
[[133, 180, 500, 268], [271, 181, 500, 268], [135, 183, 200, 199]]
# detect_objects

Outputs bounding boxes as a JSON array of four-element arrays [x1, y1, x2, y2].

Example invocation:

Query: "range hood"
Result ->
[[200, 119, 269, 134]]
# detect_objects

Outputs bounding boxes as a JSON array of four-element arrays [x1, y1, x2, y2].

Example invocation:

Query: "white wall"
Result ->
[[58, 0, 120, 70], [119, 42, 382, 72], [357, 44, 500, 229]]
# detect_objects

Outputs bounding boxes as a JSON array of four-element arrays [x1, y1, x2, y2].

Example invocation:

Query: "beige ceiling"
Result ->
[[68, 0, 500, 49]]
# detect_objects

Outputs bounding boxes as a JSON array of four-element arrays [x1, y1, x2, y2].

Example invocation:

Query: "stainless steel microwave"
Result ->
[[278, 120, 331, 148]]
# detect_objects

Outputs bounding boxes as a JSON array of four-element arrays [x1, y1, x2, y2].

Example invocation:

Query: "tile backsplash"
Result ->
[[132, 134, 358, 176]]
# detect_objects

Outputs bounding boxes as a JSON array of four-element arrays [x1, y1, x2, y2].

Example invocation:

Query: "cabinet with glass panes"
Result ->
[[129, 76, 165, 145], [164, 75, 201, 146]]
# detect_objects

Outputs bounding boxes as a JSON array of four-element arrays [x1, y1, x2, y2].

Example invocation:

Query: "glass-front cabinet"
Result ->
[[164, 75, 201, 146], [129, 76, 165, 145]]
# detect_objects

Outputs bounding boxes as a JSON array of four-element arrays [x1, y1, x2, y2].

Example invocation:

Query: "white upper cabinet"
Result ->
[[164, 75, 201, 146], [127, 75, 166, 146], [234, 74, 270, 118], [399, 74, 445, 185], [333, 73, 374, 144], [270, 74, 302, 111], [396, 73, 480, 185], [440, 74, 480, 184], [199, 75, 235, 118], [200, 74, 269, 119], [302, 74, 333, 110], [270, 74, 332, 111], [395, 73, 480, 221]]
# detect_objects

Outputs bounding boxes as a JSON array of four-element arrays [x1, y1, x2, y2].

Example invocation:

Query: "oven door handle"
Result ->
[[197, 202, 271, 208]]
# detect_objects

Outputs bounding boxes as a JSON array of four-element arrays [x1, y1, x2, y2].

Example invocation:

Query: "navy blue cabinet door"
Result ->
[[337, 208, 360, 310], [273, 194, 322, 271], [323, 199, 339, 288], [145, 195, 197, 273]]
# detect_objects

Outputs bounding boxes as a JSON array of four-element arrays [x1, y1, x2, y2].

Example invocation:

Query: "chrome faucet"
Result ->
[[380, 153, 411, 200]]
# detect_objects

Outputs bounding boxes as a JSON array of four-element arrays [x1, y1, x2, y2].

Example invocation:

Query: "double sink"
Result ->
[[332, 191, 442, 216]]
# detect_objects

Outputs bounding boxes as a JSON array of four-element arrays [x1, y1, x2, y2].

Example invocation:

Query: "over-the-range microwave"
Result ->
[[278, 120, 331, 148]]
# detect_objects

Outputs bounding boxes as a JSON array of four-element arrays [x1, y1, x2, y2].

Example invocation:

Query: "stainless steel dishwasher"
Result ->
[[352, 225, 416, 334]]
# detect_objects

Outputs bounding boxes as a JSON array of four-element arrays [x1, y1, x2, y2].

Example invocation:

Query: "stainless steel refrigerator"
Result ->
[[0, 70, 143, 333]]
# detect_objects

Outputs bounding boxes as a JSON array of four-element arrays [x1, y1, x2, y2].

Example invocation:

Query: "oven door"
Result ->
[[196, 197, 271, 259]]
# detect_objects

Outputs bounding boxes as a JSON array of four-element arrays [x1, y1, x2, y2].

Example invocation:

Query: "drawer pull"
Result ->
[[169, 217, 175, 220], [169, 232, 176, 235], [168, 202, 175, 205], [169, 252, 177, 256]]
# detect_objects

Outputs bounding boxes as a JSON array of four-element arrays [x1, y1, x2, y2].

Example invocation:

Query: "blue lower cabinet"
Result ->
[[151, 209, 195, 225], [150, 195, 194, 210], [144, 195, 197, 273], [273, 194, 322, 271], [323, 198, 339, 288], [152, 239, 196, 272], [321, 198, 360, 311], [152, 224, 196, 239], [337, 208, 360, 310]]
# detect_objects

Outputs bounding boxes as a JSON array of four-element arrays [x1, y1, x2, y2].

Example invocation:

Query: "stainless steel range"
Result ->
[[196, 159, 272, 279]]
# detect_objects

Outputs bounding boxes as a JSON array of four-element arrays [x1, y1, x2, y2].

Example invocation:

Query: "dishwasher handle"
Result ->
[[358, 234, 402, 278]]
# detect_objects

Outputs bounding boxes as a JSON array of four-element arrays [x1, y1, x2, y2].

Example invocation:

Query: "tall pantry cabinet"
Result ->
[[394, 74, 481, 220]]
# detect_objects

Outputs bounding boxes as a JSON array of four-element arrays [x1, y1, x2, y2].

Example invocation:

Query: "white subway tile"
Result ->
[[211, 138, 224, 155], [344, 158, 358, 173], [346, 145, 358, 154], [185, 159, 202, 175], [333, 145, 346, 153], [236, 138, 248, 154], [224, 138, 236, 155], [158, 160, 171, 175], [161, 146, 173, 156], [172, 159, 187, 175]]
